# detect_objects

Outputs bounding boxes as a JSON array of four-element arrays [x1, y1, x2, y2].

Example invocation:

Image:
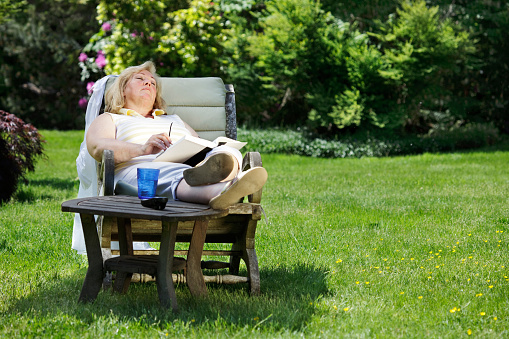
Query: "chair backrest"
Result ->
[[105, 77, 235, 141]]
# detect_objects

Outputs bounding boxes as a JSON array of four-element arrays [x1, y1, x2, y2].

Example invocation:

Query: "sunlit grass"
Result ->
[[0, 130, 508, 337]]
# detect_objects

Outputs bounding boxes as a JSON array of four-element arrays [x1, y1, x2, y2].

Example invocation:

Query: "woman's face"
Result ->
[[123, 70, 157, 109]]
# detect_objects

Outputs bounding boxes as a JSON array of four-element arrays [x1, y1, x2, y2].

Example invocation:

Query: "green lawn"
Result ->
[[0, 130, 508, 338]]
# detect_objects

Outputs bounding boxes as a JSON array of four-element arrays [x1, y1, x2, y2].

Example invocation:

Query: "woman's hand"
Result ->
[[141, 133, 172, 155], [87, 114, 174, 164]]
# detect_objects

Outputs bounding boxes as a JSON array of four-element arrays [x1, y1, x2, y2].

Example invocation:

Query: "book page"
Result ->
[[153, 135, 215, 163], [213, 136, 247, 150]]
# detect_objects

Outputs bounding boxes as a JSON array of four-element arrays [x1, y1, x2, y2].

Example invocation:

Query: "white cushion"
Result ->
[[160, 77, 226, 141]]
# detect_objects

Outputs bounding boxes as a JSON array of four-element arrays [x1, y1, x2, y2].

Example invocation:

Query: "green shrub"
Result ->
[[239, 122, 500, 158], [372, 0, 476, 133], [0, 0, 99, 130]]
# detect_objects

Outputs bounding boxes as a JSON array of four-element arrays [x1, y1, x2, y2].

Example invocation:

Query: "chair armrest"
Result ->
[[241, 151, 263, 204], [97, 149, 115, 196]]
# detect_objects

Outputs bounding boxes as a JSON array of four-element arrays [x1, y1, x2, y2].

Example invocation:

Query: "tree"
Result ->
[[372, 0, 476, 133], [0, 0, 99, 130]]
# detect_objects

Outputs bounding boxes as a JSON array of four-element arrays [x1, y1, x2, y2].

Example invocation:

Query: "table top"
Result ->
[[61, 195, 229, 222]]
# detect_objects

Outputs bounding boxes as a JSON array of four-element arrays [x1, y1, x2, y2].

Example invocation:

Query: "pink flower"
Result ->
[[78, 53, 88, 62], [101, 22, 111, 32], [131, 32, 137, 37], [86, 82, 95, 94], [95, 53, 106, 69], [79, 97, 88, 108]]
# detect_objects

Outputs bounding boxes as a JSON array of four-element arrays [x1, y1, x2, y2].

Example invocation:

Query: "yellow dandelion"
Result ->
[[450, 307, 457, 313], [418, 296, 423, 299], [480, 312, 486, 316], [343, 307, 349, 312], [356, 281, 360, 284], [494, 317, 498, 321], [476, 293, 483, 297], [467, 329, 472, 335], [336, 259, 342, 263], [489, 285, 494, 288], [365, 281, 370, 284], [400, 292, 404, 295], [333, 305, 338, 310]]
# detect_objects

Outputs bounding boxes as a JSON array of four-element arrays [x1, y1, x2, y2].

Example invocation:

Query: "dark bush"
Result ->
[[0, 110, 45, 204]]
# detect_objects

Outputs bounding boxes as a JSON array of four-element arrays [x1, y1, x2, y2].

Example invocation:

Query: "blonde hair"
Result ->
[[104, 61, 166, 114]]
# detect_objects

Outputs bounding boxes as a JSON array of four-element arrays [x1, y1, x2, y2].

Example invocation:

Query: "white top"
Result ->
[[107, 112, 190, 172]]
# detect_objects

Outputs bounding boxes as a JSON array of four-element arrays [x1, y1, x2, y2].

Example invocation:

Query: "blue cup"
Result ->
[[137, 168, 160, 199]]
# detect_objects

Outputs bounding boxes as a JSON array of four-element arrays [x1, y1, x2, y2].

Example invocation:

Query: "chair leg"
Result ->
[[244, 248, 260, 295], [229, 242, 242, 275], [113, 272, 133, 294]]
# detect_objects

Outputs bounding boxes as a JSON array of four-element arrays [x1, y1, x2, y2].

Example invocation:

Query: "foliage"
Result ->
[[235, 0, 384, 130], [229, 0, 476, 135], [371, 0, 477, 133], [0, 0, 99, 130], [431, 0, 509, 133], [0, 110, 44, 203], [81, 0, 232, 84], [239, 122, 500, 158], [0, 0, 26, 24]]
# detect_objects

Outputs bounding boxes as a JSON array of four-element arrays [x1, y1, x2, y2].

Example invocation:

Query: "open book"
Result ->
[[153, 135, 246, 166]]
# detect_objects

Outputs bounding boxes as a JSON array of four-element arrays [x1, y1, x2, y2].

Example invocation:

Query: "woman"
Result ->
[[86, 61, 267, 209]]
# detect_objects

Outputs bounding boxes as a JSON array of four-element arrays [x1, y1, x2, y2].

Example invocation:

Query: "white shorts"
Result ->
[[114, 145, 243, 199]]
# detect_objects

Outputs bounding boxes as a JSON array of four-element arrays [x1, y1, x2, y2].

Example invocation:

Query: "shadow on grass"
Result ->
[[14, 178, 78, 203], [7, 264, 329, 333]]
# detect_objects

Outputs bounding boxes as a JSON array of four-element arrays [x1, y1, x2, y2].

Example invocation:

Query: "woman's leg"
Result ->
[[176, 167, 268, 208]]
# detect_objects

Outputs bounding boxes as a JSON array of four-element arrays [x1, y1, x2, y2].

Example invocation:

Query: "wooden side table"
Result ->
[[62, 195, 228, 311]]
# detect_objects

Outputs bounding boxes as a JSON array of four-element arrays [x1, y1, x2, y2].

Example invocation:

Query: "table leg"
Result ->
[[78, 213, 104, 303], [186, 220, 208, 297], [157, 221, 179, 311], [113, 218, 133, 294]]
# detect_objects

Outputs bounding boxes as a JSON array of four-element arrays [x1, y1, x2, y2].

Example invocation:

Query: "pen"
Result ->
[[156, 123, 173, 157]]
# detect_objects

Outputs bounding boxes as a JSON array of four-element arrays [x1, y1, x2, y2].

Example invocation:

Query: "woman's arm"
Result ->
[[183, 120, 200, 137], [86, 114, 171, 164]]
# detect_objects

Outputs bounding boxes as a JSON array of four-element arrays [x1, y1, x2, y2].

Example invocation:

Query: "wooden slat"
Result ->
[[62, 195, 229, 221]]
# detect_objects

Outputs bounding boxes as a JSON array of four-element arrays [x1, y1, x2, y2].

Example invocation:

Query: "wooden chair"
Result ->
[[95, 77, 264, 295]]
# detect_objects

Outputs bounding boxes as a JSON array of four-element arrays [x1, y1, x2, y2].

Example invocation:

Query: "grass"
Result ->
[[1, 130, 509, 337]]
